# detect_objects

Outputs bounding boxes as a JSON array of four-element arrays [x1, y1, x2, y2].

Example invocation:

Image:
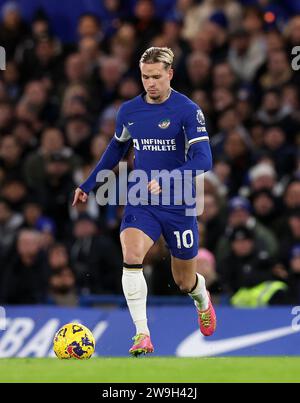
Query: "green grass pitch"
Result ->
[[0, 357, 299, 383]]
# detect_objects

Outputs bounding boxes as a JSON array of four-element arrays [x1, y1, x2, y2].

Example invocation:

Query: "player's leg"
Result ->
[[161, 210, 216, 336], [171, 255, 216, 336], [120, 228, 154, 355], [120, 227, 153, 336], [170, 255, 208, 307], [120, 207, 162, 355]]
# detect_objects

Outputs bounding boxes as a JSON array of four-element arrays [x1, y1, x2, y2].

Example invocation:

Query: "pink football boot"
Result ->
[[198, 292, 217, 336], [129, 333, 154, 356]]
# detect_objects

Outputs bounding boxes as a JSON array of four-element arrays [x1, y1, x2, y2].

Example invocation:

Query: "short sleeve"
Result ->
[[182, 103, 209, 146]]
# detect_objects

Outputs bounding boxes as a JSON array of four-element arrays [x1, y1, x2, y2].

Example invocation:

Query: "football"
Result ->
[[53, 323, 95, 359]]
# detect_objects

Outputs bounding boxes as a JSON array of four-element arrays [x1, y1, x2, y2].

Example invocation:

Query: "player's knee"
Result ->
[[123, 249, 144, 265], [122, 241, 144, 264], [176, 280, 194, 294]]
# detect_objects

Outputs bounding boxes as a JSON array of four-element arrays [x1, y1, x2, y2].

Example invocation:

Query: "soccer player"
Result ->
[[72, 47, 216, 356]]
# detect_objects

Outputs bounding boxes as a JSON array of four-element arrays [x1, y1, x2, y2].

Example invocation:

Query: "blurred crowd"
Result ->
[[0, 0, 300, 306]]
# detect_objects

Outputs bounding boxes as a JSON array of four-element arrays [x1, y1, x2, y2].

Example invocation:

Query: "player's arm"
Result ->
[[148, 141, 212, 194], [178, 104, 212, 176], [72, 107, 132, 206], [177, 140, 212, 176]]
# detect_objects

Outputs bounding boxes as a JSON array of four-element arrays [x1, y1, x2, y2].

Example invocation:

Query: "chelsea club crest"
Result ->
[[158, 119, 171, 129]]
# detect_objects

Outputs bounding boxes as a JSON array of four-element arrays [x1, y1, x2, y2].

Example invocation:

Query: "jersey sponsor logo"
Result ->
[[158, 119, 171, 129], [197, 127, 206, 133], [128, 122, 134, 126], [196, 109, 205, 125], [133, 138, 177, 151]]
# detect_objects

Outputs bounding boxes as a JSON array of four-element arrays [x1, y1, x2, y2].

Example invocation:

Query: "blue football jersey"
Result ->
[[115, 89, 209, 177], [80, 89, 212, 210]]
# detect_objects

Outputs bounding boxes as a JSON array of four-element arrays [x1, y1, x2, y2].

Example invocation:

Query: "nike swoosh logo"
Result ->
[[127, 292, 140, 297], [128, 122, 134, 126], [176, 326, 300, 357]]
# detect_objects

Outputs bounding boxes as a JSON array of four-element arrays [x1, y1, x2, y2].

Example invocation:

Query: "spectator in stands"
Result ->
[[212, 156, 233, 196], [20, 80, 59, 124], [283, 180, 300, 209], [117, 76, 141, 102], [248, 163, 277, 197], [1, 178, 28, 212], [0, 101, 14, 134], [60, 83, 90, 120], [33, 151, 75, 239], [212, 62, 237, 91], [69, 213, 122, 294], [221, 128, 252, 193], [64, 115, 92, 161], [188, 28, 212, 56], [2, 60, 21, 101], [22, 198, 56, 250], [258, 50, 294, 93], [179, 0, 242, 41], [236, 89, 254, 129], [216, 196, 279, 262], [228, 27, 266, 82], [48, 243, 78, 306], [0, 229, 48, 304], [196, 248, 218, 290], [218, 225, 288, 306], [77, 13, 103, 43], [199, 193, 226, 254], [0, 134, 23, 179], [279, 208, 300, 264], [256, 89, 299, 141], [64, 53, 88, 87], [101, 0, 127, 40], [211, 106, 241, 151], [12, 119, 37, 156], [24, 127, 80, 189], [131, 0, 162, 53], [78, 36, 102, 75], [242, 6, 265, 41], [265, 28, 286, 54], [35, 216, 56, 251], [282, 84, 300, 123], [285, 15, 300, 53], [0, 197, 23, 254], [22, 198, 44, 228], [98, 103, 119, 140], [110, 30, 137, 74], [20, 34, 62, 83], [250, 188, 280, 233], [0, 1, 30, 59], [96, 56, 125, 110], [261, 126, 296, 177], [245, 162, 278, 196], [182, 51, 211, 94]]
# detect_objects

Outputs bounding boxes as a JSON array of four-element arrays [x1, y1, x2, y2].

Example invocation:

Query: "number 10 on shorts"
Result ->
[[173, 230, 194, 248]]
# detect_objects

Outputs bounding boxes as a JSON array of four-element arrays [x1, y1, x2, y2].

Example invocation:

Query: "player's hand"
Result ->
[[147, 179, 161, 195], [72, 187, 88, 206]]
